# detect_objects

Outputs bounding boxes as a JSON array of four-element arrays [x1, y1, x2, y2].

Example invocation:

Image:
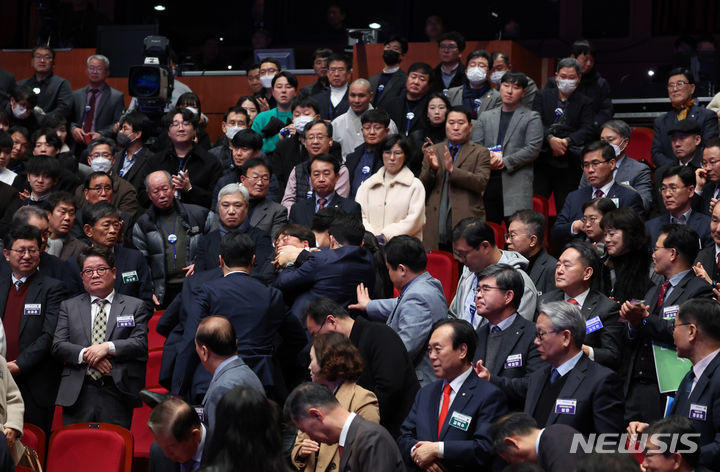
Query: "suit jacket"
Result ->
[[0, 68, 14, 109], [193, 227, 275, 284], [529, 249, 557, 296], [384, 93, 430, 137], [472, 105, 544, 216], [645, 211, 713, 249], [652, 105, 719, 168], [420, 140, 491, 250], [249, 197, 287, 239], [398, 372, 508, 471], [113, 146, 153, 208], [313, 87, 350, 121], [52, 292, 151, 406], [0, 181, 19, 221], [651, 153, 704, 217], [202, 356, 264, 434], [345, 143, 383, 198], [56, 234, 88, 262], [370, 69, 407, 108], [551, 181, 646, 243], [696, 245, 720, 284], [274, 245, 376, 321], [537, 424, 585, 472], [367, 272, 447, 386], [149, 144, 223, 208], [69, 85, 125, 137], [579, 154, 653, 210], [17, 73, 73, 116], [0, 274, 65, 409], [432, 63, 465, 92], [539, 290, 624, 370], [671, 353, 720, 468], [338, 415, 405, 472], [288, 192, 361, 228]]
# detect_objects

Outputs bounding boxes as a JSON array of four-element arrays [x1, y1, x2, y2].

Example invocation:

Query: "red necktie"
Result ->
[[83, 88, 98, 133], [437, 383, 451, 436], [657, 280, 672, 307], [567, 298, 579, 305], [594, 189, 604, 198]]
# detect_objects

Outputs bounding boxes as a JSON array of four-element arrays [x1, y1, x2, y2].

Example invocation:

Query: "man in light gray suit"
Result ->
[[350, 236, 447, 387], [472, 71, 543, 223], [69, 54, 125, 144], [52, 246, 150, 429], [195, 315, 264, 436]]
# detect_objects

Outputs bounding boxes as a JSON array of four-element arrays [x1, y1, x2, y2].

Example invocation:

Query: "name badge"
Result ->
[[23, 303, 41, 316], [194, 406, 205, 422], [620, 180, 630, 186], [586, 316, 603, 334], [689, 403, 707, 421], [555, 399, 577, 415], [663, 305, 680, 321], [116, 315, 135, 328], [505, 354, 523, 369], [122, 271, 139, 284], [611, 197, 620, 207], [449, 411, 471, 431]]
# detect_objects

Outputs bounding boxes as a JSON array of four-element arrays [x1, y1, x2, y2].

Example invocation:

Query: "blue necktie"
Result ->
[[490, 326, 501, 334], [449, 144, 460, 158], [550, 367, 560, 384]]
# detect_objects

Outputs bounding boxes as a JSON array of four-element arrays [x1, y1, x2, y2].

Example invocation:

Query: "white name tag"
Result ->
[[586, 316, 603, 334], [449, 411, 472, 431], [122, 271, 139, 284], [663, 305, 679, 321], [116, 315, 135, 327], [611, 197, 620, 207], [505, 354, 523, 369], [555, 398, 577, 415], [23, 303, 41, 316]]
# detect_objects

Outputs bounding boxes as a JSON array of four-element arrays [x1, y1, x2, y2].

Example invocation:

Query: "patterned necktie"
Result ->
[[594, 188, 604, 198], [13, 280, 23, 291], [550, 367, 561, 384], [657, 280, 672, 308], [437, 383, 452, 435], [317, 197, 327, 211], [83, 89, 98, 133], [88, 299, 108, 380], [448, 144, 460, 158]]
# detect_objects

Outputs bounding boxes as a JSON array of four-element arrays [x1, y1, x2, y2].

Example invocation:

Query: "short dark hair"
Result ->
[[508, 210, 546, 241], [305, 297, 350, 326], [327, 53, 352, 70], [222, 105, 249, 123], [452, 217, 496, 248], [219, 231, 255, 267], [328, 215, 365, 246], [259, 57, 282, 71], [311, 48, 333, 62], [571, 39, 593, 57], [385, 35, 409, 54], [240, 157, 271, 177], [119, 111, 152, 143], [32, 45, 55, 59], [705, 136, 720, 153], [582, 141, 615, 162], [32, 128, 61, 150], [290, 96, 321, 114], [272, 71, 298, 89], [477, 263, 524, 310], [500, 71, 529, 89], [644, 415, 700, 468], [491, 413, 538, 455], [284, 382, 340, 422], [41, 112, 67, 130], [562, 240, 600, 275], [305, 119, 333, 139], [667, 67, 694, 85], [83, 202, 119, 227], [163, 107, 199, 131], [447, 105, 472, 122], [12, 85, 38, 107], [195, 316, 237, 356], [310, 153, 340, 174], [230, 129, 263, 151], [274, 223, 316, 246], [556, 57, 581, 74], [148, 397, 201, 442], [25, 155, 61, 179], [360, 109, 390, 127], [3, 225, 41, 252], [384, 235, 427, 272], [0, 130, 12, 150], [311, 207, 346, 233], [466, 49, 492, 68], [380, 134, 413, 169], [430, 318, 477, 361], [437, 31, 466, 51], [660, 165, 696, 187], [678, 298, 720, 342], [46, 191, 76, 211], [84, 171, 112, 190], [407, 62, 433, 81], [78, 245, 115, 269], [659, 223, 700, 266]]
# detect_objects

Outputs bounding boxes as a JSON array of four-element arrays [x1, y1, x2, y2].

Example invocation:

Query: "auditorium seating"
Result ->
[[46, 423, 133, 472]]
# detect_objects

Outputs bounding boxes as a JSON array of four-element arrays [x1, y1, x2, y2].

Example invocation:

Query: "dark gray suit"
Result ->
[[528, 249, 557, 296], [69, 85, 125, 137], [338, 414, 405, 472], [579, 154, 652, 210], [369, 69, 407, 108], [249, 197, 288, 239]]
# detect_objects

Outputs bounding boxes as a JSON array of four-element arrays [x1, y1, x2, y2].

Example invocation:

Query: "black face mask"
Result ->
[[383, 50, 401, 66]]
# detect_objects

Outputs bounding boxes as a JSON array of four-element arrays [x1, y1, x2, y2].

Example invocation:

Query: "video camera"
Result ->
[[128, 36, 174, 119]]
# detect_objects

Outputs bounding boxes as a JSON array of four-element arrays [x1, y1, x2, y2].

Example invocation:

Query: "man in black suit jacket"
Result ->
[[17, 46, 73, 117], [694, 198, 720, 284], [539, 241, 623, 370], [533, 58, 595, 213], [311, 53, 351, 121], [431, 32, 466, 93], [344, 109, 390, 199], [693, 137, 720, 216], [369, 36, 408, 107], [507, 210, 557, 296], [552, 141, 645, 243], [114, 111, 154, 208], [305, 298, 419, 437], [621, 224, 713, 423], [384, 63, 433, 137], [628, 299, 720, 469], [478, 300, 625, 436], [1, 225, 65, 434], [289, 154, 361, 228], [473, 264, 542, 411]]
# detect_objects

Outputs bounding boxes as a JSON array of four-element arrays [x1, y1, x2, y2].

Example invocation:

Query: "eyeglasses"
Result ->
[[90, 152, 112, 159], [667, 81, 689, 90], [328, 67, 346, 73], [89, 185, 112, 193], [362, 124, 386, 132], [581, 160, 611, 169], [383, 150, 404, 157], [504, 231, 526, 241], [81, 267, 111, 278], [9, 247, 39, 256], [305, 134, 327, 142], [169, 121, 192, 129], [309, 317, 328, 337], [33, 54, 52, 61], [439, 44, 458, 51], [581, 216, 599, 225], [703, 160, 720, 167], [245, 174, 270, 182], [87, 66, 106, 72], [673, 322, 691, 330], [476, 284, 503, 294], [660, 185, 686, 194], [535, 329, 557, 340]]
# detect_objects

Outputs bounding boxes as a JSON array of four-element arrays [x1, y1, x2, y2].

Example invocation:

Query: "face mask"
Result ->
[[382, 50, 401, 66], [259, 75, 274, 88], [90, 157, 113, 173], [184, 106, 199, 116], [225, 126, 244, 140], [490, 71, 505, 85], [293, 115, 314, 134], [466, 67, 487, 85], [610, 141, 626, 157], [12, 105, 27, 119], [557, 79, 578, 95], [115, 132, 134, 148]]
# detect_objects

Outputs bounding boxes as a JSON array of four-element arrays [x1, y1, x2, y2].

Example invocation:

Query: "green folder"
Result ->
[[652, 342, 692, 394]]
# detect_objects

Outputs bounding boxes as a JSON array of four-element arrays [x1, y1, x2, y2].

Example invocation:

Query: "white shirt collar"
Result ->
[[448, 365, 474, 393], [383, 66, 400, 74], [194, 424, 206, 463], [593, 180, 614, 197], [555, 351, 584, 377], [564, 288, 590, 307], [693, 348, 720, 383], [338, 412, 357, 447], [535, 428, 545, 456], [90, 290, 115, 304]]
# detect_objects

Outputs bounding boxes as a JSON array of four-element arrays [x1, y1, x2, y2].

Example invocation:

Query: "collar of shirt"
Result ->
[[383, 66, 400, 74], [671, 208, 692, 223], [87, 83, 107, 93], [30, 193, 50, 202], [90, 290, 116, 305], [446, 365, 474, 399], [593, 180, 614, 197], [124, 146, 144, 162], [692, 348, 720, 386], [715, 244, 720, 259], [330, 85, 348, 99], [338, 411, 357, 447], [11, 273, 32, 286], [490, 313, 517, 332], [31, 72, 54, 85], [194, 424, 206, 463], [224, 270, 249, 277], [211, 355, 238, 384], [555, 350, 583, 377], [615, 156, 626, 169], [564, 288, 590, 307], [535, 428, 545, 456], [668, 268, 691, 288], [315, 191, 335, 207]]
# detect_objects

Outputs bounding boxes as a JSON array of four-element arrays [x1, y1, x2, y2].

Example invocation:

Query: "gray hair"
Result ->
[[350, 78, 372, 93], [602, 119, 632, 140], [87, 54, 110, 69], [217, 183, 250, 211], [12, 206, 49, 226], [87, 136, 117, 156], [144, 170, 173, 190], [537, 301, 586, 347], [556, 57, 581, 75]]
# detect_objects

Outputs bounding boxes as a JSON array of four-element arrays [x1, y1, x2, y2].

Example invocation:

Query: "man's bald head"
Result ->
[[195, 315, 237, 356]]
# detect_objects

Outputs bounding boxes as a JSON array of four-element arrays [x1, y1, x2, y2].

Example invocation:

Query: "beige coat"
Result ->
[[355, 166, 426, 241], [0, 356, 25, 463], [291, 382, 379, 472]]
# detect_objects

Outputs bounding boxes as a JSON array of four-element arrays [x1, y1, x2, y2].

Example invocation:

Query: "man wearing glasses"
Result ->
[[17, 46, 72, 117], [431, 31, 466, 93], [312, 53, 351, 121]]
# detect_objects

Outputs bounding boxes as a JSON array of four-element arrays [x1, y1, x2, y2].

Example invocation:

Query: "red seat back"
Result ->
[[22, 423, 46, 466], [626, 127, 654, 167], [51, 406, 63, 432], [130, 386, 168, 459], [145, 349, 163, 388], [426, 251, 460, 304], [487, 221, 505, 249], [47, 423, 132, 472]]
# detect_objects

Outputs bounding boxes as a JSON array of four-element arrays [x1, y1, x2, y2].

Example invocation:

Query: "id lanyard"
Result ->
[[160, 215, 178, 264], [405, 100, 418, 135]]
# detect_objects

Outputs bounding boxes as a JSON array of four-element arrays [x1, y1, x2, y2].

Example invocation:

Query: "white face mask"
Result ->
[[610, 142, 626, 157], [12, 105, 28, 119], [184, 106, 199, 116], [90, 157, 113, 173], [293, 115, 314, 134], [466, 67, 487, 85], [557, 79, 578, 95], [225, 126, 244, 140], [259, 75, 274, 89], [490, 71, 505, 85]]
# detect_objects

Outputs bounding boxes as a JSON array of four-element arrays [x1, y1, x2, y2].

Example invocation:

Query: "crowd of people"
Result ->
[[1, 31, 720, 472]]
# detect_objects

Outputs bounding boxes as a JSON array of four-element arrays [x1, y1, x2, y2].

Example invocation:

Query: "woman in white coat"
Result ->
[[355, 134, 425, 243]]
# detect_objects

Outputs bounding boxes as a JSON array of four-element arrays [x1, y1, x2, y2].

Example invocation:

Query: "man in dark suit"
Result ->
[[238, 158, 287, 238], [46, 192, 88, 261], [694, 200, 720, 284], [628, 299, 720, 470], [621, 224, 713, 423], [507, 210, 557, 296], [17, 46, 72, 117], [398, 319, 508, 471], [651, 67, 718, 168], [305, 297, 419, 437], [384, 62, 433, 137], [148, 397, 206, 472], [286, 382, 405, 472], [431, 32, 466, 93], [369, 36, 408, 107], [344, 109, 390, 198], [533, 57, 595, 214], [311, 53, 351, 121], [693, 137, 720, 217], [1, 225, 65, 434], [647, 165, 713, 249], [52, 246, 151, 429], [478, 300, 625, 436], [552, 141, 645, 243], [69, 54, 124, 144], [540, 241, 624, 370], [289, 154, 361, 228], [491, 412, 585, 472], [114, 111, 153, 208], [473, 264, 542, 410]]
